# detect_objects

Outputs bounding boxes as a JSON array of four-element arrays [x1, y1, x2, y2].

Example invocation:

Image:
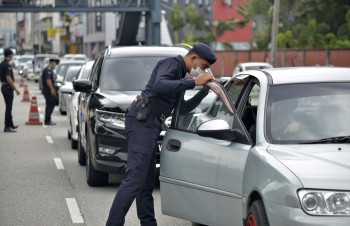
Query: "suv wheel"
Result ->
[[246, 200, 269, 226], [86, 131, 108, 186], [68, 130, 71, 140], [77, 132, 86, 165], [70, 121, 78, 149]]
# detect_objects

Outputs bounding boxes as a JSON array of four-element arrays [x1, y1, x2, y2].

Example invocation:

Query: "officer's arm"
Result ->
[[6, 75, 17, 90], [180, 89, 208, 114], [46, 78, 54, 91], [153, 59, 195, 95]]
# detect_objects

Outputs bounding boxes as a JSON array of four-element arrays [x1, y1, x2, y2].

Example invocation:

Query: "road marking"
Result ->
[[54, 158, 65, 169], [43, 123, 47, 128], [66, 198, 84, 223], [40, 114, 44, 118], [38, 107, 41, 111], [45, 136, 54, 143]]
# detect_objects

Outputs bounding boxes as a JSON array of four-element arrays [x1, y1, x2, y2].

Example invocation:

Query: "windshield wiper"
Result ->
[[299, 136, 350, 144]]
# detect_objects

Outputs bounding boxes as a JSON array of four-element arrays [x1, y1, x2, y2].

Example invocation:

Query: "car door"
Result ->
[[160, 77, 254, 226]]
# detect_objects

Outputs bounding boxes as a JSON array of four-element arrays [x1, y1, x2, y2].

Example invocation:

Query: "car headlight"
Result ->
[[298, 189, 350, 215], [96, 110, 125, 128], [19, 69, 23, 74], [56, 82, 62, 87]]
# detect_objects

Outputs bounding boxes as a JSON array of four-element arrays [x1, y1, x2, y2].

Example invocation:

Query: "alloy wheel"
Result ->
[[247, 213, 257, 226]]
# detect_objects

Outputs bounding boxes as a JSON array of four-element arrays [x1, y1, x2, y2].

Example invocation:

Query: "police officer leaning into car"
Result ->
[[42, 59, 59, 126], [0, 48, 20, 132], [106, 43, 217, 226]]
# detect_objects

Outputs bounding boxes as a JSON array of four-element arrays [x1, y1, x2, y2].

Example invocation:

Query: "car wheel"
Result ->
[[35, 79, 38, 83], [86, 131, 109, 186], [78, 132, 86, 165], [191, 223, 207, 226], [246, 200, 269, 226], [68, 130, 71, 140]]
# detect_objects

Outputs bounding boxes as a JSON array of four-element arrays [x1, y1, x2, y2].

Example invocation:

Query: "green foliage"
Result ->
[[222, 42, 234, 50], [64, 13, 71, 23], [293, 19, 329, 48], [337, 9, 350, 41], [277, 30, 298, 49], [170, 3, 184, 44]]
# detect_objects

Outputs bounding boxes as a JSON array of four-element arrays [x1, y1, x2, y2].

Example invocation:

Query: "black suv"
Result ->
[[73, 45, 189, 186]]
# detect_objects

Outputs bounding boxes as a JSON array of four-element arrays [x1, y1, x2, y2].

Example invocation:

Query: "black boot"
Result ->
[[11, 125, 19, 129], [4, 126, 17, 132]]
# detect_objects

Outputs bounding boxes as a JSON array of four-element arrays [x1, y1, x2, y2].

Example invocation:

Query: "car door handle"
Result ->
[[166, 139, 181, 152]]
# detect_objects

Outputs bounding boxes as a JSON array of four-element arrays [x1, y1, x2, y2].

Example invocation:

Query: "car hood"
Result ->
[[268, 144, 350, 190], [93, 91, 141, 112]]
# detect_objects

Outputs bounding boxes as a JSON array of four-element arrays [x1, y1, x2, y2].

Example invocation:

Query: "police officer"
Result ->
[[42, 59, 59, 125], [106, 43, 217, 226], [0, 48, 20, 132]]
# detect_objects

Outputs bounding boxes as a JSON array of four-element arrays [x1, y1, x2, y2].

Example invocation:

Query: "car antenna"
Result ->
[[291, 58, 295, 67]]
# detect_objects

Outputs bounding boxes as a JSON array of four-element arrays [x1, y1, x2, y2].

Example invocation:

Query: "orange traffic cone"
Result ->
[[21, 84, 30, 102], [19, 75, 25, 87], [26, 96, 42, 125]]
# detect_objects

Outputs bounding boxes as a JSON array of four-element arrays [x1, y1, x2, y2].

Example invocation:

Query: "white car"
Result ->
[[17, 55, 34, 76], [233, 62, 273, 75], [28, 54, 59, 82], [66, 61, 94, 149], [59, 66, 82, 114], [71, 54, 88, 61], [63, 54, 75, 60]]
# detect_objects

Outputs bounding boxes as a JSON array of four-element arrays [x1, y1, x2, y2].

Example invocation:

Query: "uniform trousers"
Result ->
[[106, 111, 162, 226], [1, 85, 14, 127], [42, 88, 56, 123]]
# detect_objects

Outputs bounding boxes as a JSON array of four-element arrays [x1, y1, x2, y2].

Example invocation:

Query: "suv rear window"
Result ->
[[99, 57, 167, 91], [57, 63, 83, 76]]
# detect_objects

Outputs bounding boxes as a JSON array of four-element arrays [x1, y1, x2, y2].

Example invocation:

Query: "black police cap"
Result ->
[[193, 43, 217, 65], [4, 48, 13, 57], [49, 58, 60, 64]]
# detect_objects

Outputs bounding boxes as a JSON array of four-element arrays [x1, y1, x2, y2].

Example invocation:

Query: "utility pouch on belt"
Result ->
[[135, 95, 152, 121]]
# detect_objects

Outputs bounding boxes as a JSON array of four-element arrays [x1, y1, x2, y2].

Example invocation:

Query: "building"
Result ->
[[213, 0, 253, 50], [0, 13, 16, 48], [161, 0, 214, 44]]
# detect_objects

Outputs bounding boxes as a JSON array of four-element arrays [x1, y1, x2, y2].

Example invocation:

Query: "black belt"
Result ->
[[151, 107, 166, 122]]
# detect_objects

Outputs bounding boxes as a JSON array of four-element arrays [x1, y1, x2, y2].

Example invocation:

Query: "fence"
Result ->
[[211, 49, 350, 77]]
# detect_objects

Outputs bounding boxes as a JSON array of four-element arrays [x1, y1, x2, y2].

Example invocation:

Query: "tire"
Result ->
[[191, 223, 207, 226], [246, 200, 269, 226], [86, 131, 109, 186], [68, 130, 71, 140], [78, 132, 86, 165], [35, 79, 38, 83], [71, 138, 78, 149]]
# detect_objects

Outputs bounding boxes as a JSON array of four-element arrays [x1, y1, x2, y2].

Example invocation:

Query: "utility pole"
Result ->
[[270, 0, 280, 67], [39, 13, 41, 54]]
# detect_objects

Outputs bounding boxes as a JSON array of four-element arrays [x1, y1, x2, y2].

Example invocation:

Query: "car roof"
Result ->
[[35, 54, 59, 58], [243, 67, 350, 84], [108, 46, 188, 58]]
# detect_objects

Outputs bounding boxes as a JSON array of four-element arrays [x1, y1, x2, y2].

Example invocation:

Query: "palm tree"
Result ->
[[293, 19, 330, 48], [277, 30, 298, 49], [337, 9, 350, 40], [170, 4, 184, 44]]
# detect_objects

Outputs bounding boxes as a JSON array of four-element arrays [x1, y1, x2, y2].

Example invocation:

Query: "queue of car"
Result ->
[[50, 45, 350, 226]]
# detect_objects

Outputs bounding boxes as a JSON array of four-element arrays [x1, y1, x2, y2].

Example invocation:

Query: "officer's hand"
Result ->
[[51, 89, 56, 96], [15, 89, 20, 95], [194, 72, 213, 86]]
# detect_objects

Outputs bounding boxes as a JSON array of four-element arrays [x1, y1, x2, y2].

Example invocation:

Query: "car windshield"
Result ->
[[266, 83, 350, 144], [65, 57, 73, 60], [19, 57, 33, 63], [74, 57, 85, 61], [65, 70, 80, 82], [35, 57, 45, 67], [99, 57, 168, 91], [245, 66, 271, 71], [57, 63, 83, 76]]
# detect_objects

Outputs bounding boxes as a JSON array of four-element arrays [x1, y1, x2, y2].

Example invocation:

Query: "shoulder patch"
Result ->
[[8, 66, 12, 70]]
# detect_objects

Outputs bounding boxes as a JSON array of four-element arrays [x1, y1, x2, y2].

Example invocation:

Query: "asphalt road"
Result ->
[[0, 72, 192, 226]]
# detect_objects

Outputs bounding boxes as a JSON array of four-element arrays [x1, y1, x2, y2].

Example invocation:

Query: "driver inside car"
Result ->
[[271, 98, 302, 139]]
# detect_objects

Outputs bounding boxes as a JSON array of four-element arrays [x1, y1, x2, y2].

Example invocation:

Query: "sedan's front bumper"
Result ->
[[265, 200, 350, 226]]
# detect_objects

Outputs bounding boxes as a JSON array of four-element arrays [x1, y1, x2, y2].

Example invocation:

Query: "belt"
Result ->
[[151, 107, 166, 122]]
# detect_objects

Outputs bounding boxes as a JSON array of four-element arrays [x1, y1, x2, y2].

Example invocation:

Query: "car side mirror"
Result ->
[[73, 79, 92, 93], [196, 119, 235, 141]]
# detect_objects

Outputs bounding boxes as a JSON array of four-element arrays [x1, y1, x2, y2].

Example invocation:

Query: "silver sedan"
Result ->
[[160, 67, 350, 226]]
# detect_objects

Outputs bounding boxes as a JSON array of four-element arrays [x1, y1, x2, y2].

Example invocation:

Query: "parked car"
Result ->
[[73, 45, 192, 186], [38, 57, 60, 89], [17, 55, 34, 76], [233, 62, 273, 75], [54, 60, 85, 104], [22, 60, 34, 78], [28, 54, 59, 82], [159, 67, 350, 226], [59, 66, 82, 114], [67, 61, 94, 149], [11, 55, 21, 68], [71, 54, 88, 61]]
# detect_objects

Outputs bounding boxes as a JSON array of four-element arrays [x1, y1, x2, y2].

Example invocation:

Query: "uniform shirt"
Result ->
[[42, 66, 54, 89], [0, 59, 14, 83], [141, 55, 197, 117]]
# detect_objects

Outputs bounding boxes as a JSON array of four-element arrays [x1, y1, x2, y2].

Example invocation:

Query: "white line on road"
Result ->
[[43, 123, 47, 128], [66, 198, 84, 223], [40, 114, 44, 118], [54, 158, 65, 169], [38, 107, 41, 111], [45, 136, 54, 143]]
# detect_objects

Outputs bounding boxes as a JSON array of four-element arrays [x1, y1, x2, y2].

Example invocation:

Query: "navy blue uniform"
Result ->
[[106, 55, 208, 226], [42, 66, 56, 123], [0, 59, 15, 127]]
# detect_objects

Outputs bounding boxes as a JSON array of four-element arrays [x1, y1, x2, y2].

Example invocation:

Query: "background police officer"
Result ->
[[106, 43, 217, 226], [42, 59, 58, 125], [0, 48, 20, 132]]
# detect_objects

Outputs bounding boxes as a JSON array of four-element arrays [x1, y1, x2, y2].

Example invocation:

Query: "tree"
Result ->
[[277, 30, 298, 48], [337, 9, 350, 41], [293, 19, 329, 48], [170, 3, 184, 44], [325, 32, 350, 48], [182, 4, 205, 43]]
